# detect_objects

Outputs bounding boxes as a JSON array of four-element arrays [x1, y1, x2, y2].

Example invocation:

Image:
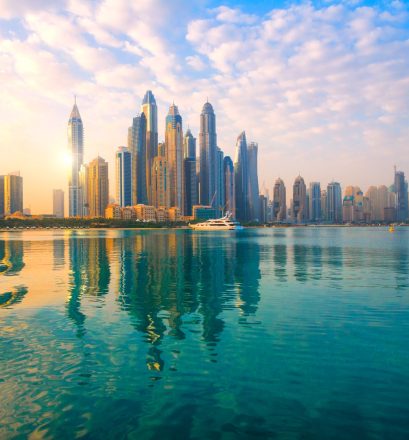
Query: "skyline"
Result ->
[[1, 0, 409, 214]]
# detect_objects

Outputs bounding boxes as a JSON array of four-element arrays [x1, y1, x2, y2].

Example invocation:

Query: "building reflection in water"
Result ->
[[66, 231, 111, 337], [0, 239, 25, 276], [273, 244, 287, 282]]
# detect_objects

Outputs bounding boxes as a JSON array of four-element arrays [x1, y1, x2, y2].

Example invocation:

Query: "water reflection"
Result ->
[[0, 240, 25, 276]]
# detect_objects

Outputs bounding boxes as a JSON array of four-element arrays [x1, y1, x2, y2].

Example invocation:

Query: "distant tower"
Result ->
[[53, 189, 65, 218], [4, 173, 23, 215], [199, 101, 217, 206], [215, 147, 224, 213], [247, 142, 260, 222], [142, 90, 158, 204], [309, 182, 321, 222], [87, 157, 109, 217], [165, 104, 184, 211], [327, 182, 343, 223], [79, 164, 89, 217], [234, 131, 249, 222], [68, 98, 83, 217], [183, 129, 197, 216], [116, 146, 132, 207], [273, 178, 286, 221], [128, 112, 147, 204], [394, 169, 408, 222], [223, 156, 235, 217], [292, 176, 307, 223]]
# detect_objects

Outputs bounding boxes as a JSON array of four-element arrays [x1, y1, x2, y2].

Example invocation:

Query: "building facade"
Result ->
[[116, 147, 132, 207], [247, 142, 260, 222], [183, 129, 197, 216], [292, 176, 307, 223], [327, 182, 343, 223], [151, 156, 170, 208], [309, 182, 321, 222], [165, 104, 184, 211], [199, 102, 217, 206], [4, 173, 23, 215], [68, 99, 84, 217], [394, 169, 408, 222], [128, 113, 147, 205], [87, 157, 109, 218], [234, 131, 249, 222], [223, 156, 235, 217], [53, 189, 64, 218], [273, 178, 286, 222]]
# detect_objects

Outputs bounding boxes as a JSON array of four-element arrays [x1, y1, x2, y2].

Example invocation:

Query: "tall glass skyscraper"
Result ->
[[394, 169, 408, 222], [165, 104, 183, 211], [215, 147, 224, 213], [142, 91, 158, 205], [116, 147, 132, 207], [128, 113, 147, 204], [247, 142, 260, 222], [87, 157, 109, 218], [4, 173, 23, 215], [199, 101, 217, 206], [184, 129, 197, 216], [309, 182, 321, 222], [327, 182, 343, 223], [223, 156, 235, 217], [234, 131, 249, 222], [68, 99, 83, 217]]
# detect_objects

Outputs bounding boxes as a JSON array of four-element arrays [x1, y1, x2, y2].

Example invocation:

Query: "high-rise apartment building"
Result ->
[[0, 176, 4, 217], [142, 91, 158, 205], [234, 131, 249, 222], [321, 190, 327, 221], [79, 164, 89, 217], [183, 129, 197, 216], [116, 147, 132, 207], [68, 99, 84, 217], [394, 169, 408, 222], [247, 142, 260, 222], [292, 176, 307, 223], [4, 173, 23, 215], [53, 189, 64, 218], [165, 104, 184, 211], [273, 178, 286, 221], [128, 112, 147, 205], [199, 101, 217, 206], [215, 147, 224, 213], [151, 156, 170, 208], [223, 156, 235, 217], [309, 182, 321, 222], [327, 182, 343, 223], [87, 157, 109, 218]]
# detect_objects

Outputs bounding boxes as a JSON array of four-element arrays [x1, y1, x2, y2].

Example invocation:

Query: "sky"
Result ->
[[0, 0, 408, 214]]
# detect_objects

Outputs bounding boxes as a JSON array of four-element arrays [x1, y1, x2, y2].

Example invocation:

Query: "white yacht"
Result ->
[[189, 213, 243, 231]]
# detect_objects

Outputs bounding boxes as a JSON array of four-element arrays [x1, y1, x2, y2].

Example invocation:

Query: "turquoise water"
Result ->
[[0, 228, 408, 439]]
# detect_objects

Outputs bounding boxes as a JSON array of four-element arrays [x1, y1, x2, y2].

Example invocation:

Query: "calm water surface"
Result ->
[[0, 228, 408, 439]]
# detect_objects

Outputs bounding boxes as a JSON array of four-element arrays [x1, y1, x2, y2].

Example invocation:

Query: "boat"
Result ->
[[189, 213, 243, 231], [389, 224, 395, 233]]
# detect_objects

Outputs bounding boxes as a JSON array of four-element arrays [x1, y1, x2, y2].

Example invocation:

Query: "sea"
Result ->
[[0, 227, 408, 439]]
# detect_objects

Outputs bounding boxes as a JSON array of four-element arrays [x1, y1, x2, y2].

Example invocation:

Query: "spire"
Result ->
[[69, 97, 81, 120]]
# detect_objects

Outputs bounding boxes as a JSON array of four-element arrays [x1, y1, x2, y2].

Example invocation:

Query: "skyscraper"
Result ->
[[321, 190, 327, 221], [327, 182, 343, 223], [53, 189, 64, 218], [309, 182, 321, 222], [215, 147, 224, 213], [68, 98, 83, 217], [79, 164, 89, 217], [165, 104, 184, 211], [116, 147, 132, 208], [142, 91, 158, 205], [128, 112, 147, 204], [223, 156, 235, 217], [394, 169, 408, 222], [199, 101, 217, 206], [87, 157, 109, 218], [183, 129, 197, 216], [234, 131, 249, 222], [292, 176, 307, 223], [4, 173, 23, 215], [152, 156, 170, 208], [273, 178, 286, 221], [0, 176, 4, 217], [247, 142, 260, 222]]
